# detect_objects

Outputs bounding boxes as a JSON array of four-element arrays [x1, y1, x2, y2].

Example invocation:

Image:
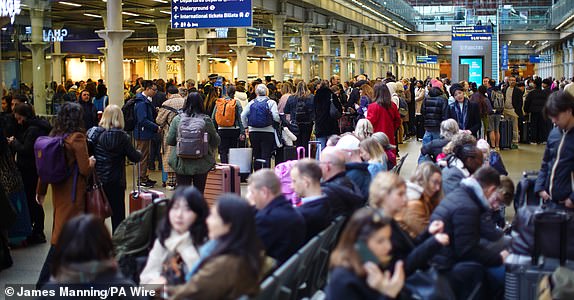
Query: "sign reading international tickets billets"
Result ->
[[416, 55, 438, 64], [452, 26, 492, 41], [171, 0, 252, 29]]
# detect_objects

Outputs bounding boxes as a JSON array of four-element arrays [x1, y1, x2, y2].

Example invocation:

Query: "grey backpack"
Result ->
[[176, 114, 208, 159]]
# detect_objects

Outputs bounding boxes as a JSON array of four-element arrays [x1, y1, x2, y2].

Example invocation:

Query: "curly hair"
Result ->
[[51, 102, 85, 136]]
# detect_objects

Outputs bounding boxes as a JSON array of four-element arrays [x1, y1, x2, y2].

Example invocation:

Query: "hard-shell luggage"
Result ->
[[520, 120, 530, 144], [275, 146, 297, 166], [204, 164, 241, 207], [229, 147, 252, 182], [128, 162, 166, 214], [500, 118, 513, 149], [513, 171, 540, 212]]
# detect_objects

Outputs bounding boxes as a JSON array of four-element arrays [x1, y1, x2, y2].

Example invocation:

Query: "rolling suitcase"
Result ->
[[229, 147, 252, 182], [129, 163, 165, 214], [275, 146, 297, 165], [415, 114, 425, 141], [500, 118, 513, 149], [504, 255, 570, 300], [520, 120, 530, 144], [204, 164, 241, 207]]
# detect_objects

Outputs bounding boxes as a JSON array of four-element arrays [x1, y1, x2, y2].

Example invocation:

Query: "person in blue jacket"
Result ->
[[134, 80, 160, 187]]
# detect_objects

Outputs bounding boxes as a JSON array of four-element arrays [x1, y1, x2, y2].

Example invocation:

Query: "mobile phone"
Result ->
[[355, 241, 379, 265]]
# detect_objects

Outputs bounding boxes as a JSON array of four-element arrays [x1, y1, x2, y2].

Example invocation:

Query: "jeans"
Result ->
[[176, 173, 208, 194], [218, 128, 240, 164], [103, 181, 126, 233], [419, 130, 441, 164], [249, 131, 275, 170]]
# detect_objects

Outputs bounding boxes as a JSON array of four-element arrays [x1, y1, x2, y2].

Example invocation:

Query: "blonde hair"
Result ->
[[99, 104, 124, 130], [369, 172, 406, 209], [360, 137, 386, 164], [354, 119, 373, 141]]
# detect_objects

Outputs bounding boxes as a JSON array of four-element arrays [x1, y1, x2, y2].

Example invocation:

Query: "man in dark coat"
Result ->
[[320, 147, 364, 216], [447, 83, 482, 137], [249, 169, 306, 264], [134, 80, 159, 187], [78, 90, 98, 131]]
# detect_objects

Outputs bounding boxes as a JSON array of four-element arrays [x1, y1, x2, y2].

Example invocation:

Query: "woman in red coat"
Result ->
[[367, 82, 402, 146]]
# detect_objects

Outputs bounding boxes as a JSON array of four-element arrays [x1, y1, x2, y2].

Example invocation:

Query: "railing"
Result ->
[[370, 0, 420, 24], [551, 0, 574, 28]]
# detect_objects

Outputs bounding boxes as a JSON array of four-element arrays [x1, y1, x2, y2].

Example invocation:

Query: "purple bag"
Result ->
[[274, 147, 305, 206], [34, 135, 69, 184]]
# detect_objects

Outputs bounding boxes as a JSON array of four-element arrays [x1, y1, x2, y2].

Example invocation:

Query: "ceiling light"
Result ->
[[153, 0, 168, 3], [525, 41, 530, 45], [160, 10, 171, 15], [134, 21, 150, 25], [59, 1, 81, 7], [508, 41, 511, 45], [122, 12, 140, 17], [556, 14, 574, 30], [84, 13, 102, 18], [1, 28, 6, 31], [542, 40, 549, 45]]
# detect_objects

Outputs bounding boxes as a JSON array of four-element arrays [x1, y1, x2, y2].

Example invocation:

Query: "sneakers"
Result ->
[[139, 178, 156, 188]]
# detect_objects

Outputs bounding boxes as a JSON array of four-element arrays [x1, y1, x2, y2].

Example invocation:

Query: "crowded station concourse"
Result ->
[[2, 0, 574, 299]]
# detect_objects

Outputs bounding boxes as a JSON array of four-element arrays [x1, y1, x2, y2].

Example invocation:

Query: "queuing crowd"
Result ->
[[0, 70, 573, 300]]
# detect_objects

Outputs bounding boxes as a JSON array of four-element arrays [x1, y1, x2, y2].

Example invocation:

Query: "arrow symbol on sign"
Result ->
[[174, 22, 179, 27], [174, 6, 179, 11], [174, 14, 179, 19], [173, 0, 178, 2]]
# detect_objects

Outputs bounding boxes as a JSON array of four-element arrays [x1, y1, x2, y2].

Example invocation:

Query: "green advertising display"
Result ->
[[459, 57, 484, 85]]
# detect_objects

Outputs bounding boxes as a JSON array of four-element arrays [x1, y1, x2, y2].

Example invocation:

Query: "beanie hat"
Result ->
[[450, 83, 464, 96], [431, 78, 443, 89]]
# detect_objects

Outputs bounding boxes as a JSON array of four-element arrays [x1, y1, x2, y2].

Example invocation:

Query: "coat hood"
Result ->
[[406, 181, 424, 201]]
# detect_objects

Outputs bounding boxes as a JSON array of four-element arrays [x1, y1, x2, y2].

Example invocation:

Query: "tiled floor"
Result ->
[[0, 139, 546, 294]]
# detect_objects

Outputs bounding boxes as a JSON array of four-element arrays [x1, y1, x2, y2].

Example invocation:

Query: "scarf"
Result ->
[[185, 239, 219, 281]]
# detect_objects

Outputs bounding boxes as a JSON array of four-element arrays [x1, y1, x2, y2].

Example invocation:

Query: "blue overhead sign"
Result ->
[[416, 55, 438, 64], [171, 0, 252, 29], [501, 44, 508, 70], [452, 26, 492, 41], [246, 28, 275, 48], [529, 55, 551, 63]]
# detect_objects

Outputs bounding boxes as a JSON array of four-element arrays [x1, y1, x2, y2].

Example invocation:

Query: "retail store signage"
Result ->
[[43, 28, 68, 42], [171, 0, 252, 29], [452, 26, 492, 41], [501, 45, 508, 70], [0, 0, 21, 24], [529, 55, 551, 63], [147, 45, 182, 53], [416, 55, 437, 64]]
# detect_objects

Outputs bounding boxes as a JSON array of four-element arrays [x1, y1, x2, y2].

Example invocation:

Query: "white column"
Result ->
[[382, 46, 391, 75], [320, 29, 332, 80], [272, 15, 287, 81], [338, 36, 349, 83], [24, 6, 49, 115], [176, 29, 202, 82], [230, 28, 253, 82], [51, 36, 66, 84], [96, 0, 133, 107], [155, 19, 170, 81], [198, 29, 210, 81], [352, 38, 362, 76], [569, 47, 574, 80], [300, 26, 311, 82], [374, 44, 383, 79], [364, 41, 374, 79]]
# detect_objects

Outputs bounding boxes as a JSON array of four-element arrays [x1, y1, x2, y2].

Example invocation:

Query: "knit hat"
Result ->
[[564, 82, 574, 97], [336, 134, 360, 151], [430, 78, 443, 89], [449, 83, 464, 96]]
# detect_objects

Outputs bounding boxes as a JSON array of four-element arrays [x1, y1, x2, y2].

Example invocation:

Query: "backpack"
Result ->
[[34, 135, 72, 184], [122, 98, 137, 132], [295, 97, 312, 124], [177, 114, 209, 159], [214, 98, 237, 127], [492, 90, 504, 114], [248, 99, 273, 128], [398, 97, 409, 118]]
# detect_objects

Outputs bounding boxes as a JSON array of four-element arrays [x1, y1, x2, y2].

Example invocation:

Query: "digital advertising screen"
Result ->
[[459, 57, 484, 85]]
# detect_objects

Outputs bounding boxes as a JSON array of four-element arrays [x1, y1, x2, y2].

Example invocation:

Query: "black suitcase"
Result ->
[[500, 118, 513, 149], [513, 171, 541, 212], [504, 255, 570, 300], [415, 114, 425, 141], [275, 146, 297, 165], [520, 120, 530, 144]]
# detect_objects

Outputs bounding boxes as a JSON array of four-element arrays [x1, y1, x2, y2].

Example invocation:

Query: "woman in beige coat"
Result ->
[[157, 85, 185, 190]]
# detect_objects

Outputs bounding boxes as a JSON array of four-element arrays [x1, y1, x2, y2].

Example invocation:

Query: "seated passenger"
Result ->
[[140, 187, 208, 285], [320, 146, 364, 215], [396, 162, 443, 238], [359, 137, 387, 177], [369, 172, 448, 277], [247, 169, 306, 264], [372, 132, 397, 169], [336, 134, 372, 199], [291, 159, 333, 241], [326, 208, 406, 300], [479, 176, 514, 253], [430, 167, 507, 299], [171, 194, 264, 300], [441, 134, 483, 195], [420, 118, 459, 163]]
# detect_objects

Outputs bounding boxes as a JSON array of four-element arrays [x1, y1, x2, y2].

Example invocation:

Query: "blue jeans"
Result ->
[[418, 130, 441, 164]]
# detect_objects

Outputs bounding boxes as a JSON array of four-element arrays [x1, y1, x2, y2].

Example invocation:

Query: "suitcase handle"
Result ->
[[296, 147, 306, 160], [309, 140, 322, 160]]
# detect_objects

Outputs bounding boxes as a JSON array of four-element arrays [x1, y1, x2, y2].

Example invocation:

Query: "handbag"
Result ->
[[405, 268, 456, 300], [86, 171, 112, 219], [329, 94, 342, 120]]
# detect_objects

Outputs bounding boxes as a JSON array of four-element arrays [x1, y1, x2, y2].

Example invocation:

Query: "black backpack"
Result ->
[[295, 97, 312, 124], [122, 98, 137, 132]]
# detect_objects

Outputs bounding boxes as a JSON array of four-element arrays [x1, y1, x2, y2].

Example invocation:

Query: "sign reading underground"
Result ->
[[171, 0, 252, 29]]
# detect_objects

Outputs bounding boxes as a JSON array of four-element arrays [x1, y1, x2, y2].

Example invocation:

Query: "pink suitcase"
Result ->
[[204, 164, 241, 207], [128, 162, 166, 213]]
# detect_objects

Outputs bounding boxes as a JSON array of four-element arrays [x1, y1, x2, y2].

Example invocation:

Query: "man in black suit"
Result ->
[[291, 159, 333, 241], [447, 83, 482, 137], [248, 169, 306, 264], [502, 76, 524, 148]]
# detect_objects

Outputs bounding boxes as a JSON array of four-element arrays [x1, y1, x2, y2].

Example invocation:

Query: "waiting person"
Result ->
[[447, 83, 481, 138], [372, 132, 397, 169], [156, 85, 186, 190], [42, 215, 134, 288], [212, 84, 245, 164], [420, 85, 449, 161], [241, 84, 280, 170], [326, 208, 406, 299], [535, 90, 574, 210], [291, 159, 333, 241], [469, 85, 491, 138], [502, 76, 524, 149], [78, 89, 98, 131], [36, 102, 95, 287], [420, 118, 459, 162], [359, 137, 387, 177], [134, 80, 160, 187], [314, 80, 342, 149], [140, 187, 208, 285], [354, 118, 373, 141], [369, 172, 449, 277], [396, 162, 443, 238], [320, 147, 365, 216], [488, 82, 505, 150], [442, 135, 483, 195], [88, 105, 142, 231], [357, 83, 374, 117], [430, 167, 507, 299], [8, 103, 51, 244], [524, 77, 551, 144], [277, 81, 293, 114], [167, 92, 220, 193], [93, 83, 108, 112], [284, 81, 314, 148], [171, 194, 264, 299], [336, 134, 372, 200], [367, 82, 401, 147], [247, 169, 306, 264]]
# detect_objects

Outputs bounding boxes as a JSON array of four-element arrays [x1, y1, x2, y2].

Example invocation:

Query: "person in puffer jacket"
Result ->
[[419, 86, 449, 163], [535, 90, 574, 211], [88, 105, 142, 231]]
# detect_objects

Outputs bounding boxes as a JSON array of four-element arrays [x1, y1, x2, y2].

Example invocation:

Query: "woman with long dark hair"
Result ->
[[140, 186, 208, 285], [284, 81, 315, 147], [171, 194, 264, 299], [367, 82, 401, 146], [167, 92, 220, 193]]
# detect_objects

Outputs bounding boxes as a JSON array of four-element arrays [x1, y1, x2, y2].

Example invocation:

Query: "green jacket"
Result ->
[[167, 113, 220, 175]]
